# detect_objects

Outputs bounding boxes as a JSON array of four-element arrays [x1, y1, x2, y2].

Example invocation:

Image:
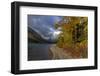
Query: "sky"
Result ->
[[28, 15, 63, 42], [28, 15, 62, 29]]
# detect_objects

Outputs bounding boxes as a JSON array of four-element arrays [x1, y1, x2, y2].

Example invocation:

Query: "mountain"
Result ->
[[28, 26, 60, 43]]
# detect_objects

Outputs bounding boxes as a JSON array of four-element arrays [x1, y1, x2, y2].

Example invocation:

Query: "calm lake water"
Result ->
[[28, 43, 53, 61]]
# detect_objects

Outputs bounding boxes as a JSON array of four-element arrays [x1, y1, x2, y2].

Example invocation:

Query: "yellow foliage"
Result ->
[[55, 16, 88, 58]]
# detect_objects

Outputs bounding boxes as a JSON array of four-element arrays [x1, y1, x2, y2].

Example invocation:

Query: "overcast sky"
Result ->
[[28, 15, 63, 41]]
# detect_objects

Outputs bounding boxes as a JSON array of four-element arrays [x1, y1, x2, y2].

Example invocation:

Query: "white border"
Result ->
[[20, 6, 95, 70]]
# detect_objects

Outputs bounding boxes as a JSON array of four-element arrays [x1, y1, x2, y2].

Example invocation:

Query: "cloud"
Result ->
[[28, 15, 62, 41]]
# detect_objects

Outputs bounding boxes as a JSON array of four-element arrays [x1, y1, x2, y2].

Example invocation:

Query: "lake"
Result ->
[[28, 43, 53, 61]]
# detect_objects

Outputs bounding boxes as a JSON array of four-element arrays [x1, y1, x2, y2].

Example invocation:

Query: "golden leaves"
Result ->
[[54, 16, 88, 58]]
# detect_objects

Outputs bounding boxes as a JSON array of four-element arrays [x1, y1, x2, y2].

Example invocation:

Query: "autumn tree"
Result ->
[[55, 16, 88, 58]]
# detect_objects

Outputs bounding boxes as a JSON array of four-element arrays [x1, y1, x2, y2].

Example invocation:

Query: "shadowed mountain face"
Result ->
[[28, 15, 63, 43]]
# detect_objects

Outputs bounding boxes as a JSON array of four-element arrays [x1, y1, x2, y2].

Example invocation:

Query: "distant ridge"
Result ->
[[28, 27, 57, 43]]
